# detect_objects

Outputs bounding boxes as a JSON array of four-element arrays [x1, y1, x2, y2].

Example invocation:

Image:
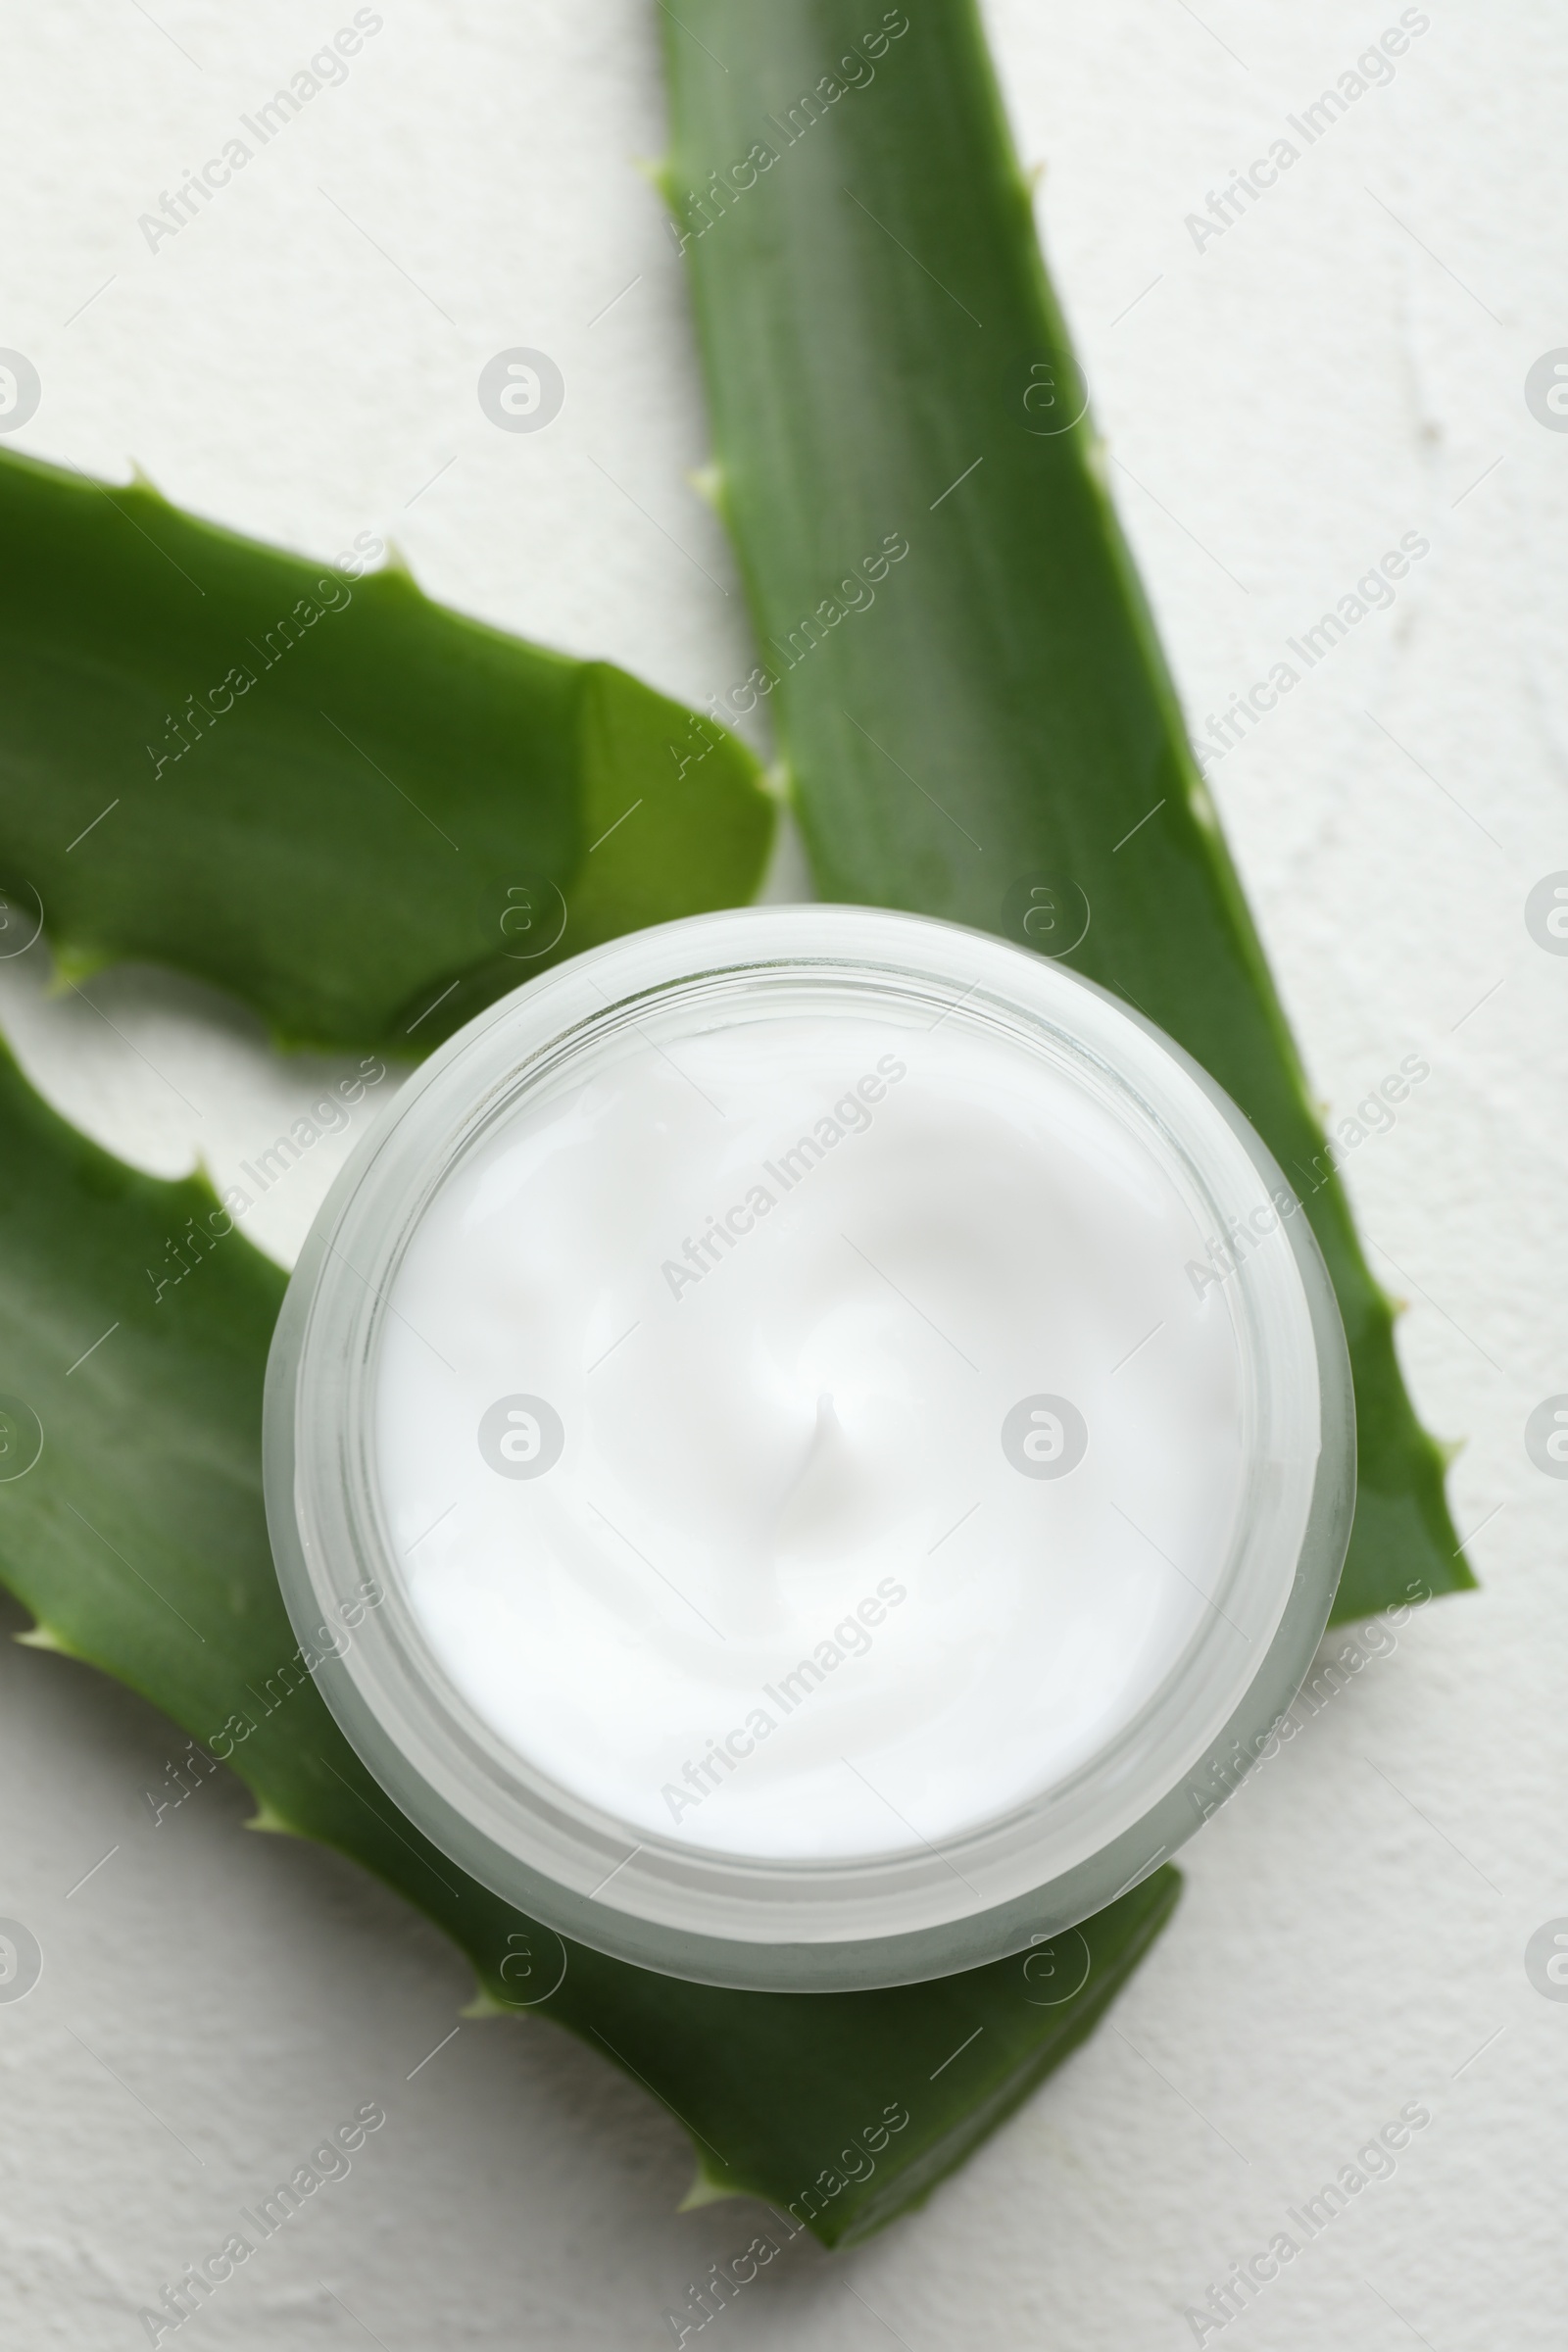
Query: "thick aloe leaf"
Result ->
[[0, 1043, 1176, 2244], [660, 0, 1468, 1625], [0, 0, 1454, 2239], [0, 444, 774, 1054]]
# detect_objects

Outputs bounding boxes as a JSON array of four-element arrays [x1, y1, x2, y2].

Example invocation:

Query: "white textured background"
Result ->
[[1, 1, 1563, 2344]]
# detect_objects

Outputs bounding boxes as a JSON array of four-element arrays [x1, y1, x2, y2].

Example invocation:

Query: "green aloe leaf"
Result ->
[[0, 443, 774, 1054], [0, 0, 1467, 2246], [660, 0, 1468, 1624], [0, 1042, 1177, 2245]]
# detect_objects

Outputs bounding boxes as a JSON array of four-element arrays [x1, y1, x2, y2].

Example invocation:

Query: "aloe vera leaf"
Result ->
[[0, 1041, 1177, 2244], [0, 444, 774, 1055], [660, 0, 1468, 1625]]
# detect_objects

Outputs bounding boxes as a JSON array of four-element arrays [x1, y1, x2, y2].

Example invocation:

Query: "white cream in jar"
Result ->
[[376, 1011, 1246, 1862], [267, 907, 1352, 1991]]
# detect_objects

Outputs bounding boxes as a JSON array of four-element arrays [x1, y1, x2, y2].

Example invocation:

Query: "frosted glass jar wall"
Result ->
[[265, 906, 1354, 1991]]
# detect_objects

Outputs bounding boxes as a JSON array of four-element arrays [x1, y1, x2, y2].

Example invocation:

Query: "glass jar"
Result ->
[[264, 906, 1353, 1990]]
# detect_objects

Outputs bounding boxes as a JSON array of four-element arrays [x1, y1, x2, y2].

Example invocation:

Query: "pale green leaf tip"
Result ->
[[48, 942, 110, 992], [677, 2157, 742, 2213], [377, 538, 421, 590], [15, 1622, 74, 1653], [126, 460, 165, 500], [1437, 1434, 1467, 1469], [245, 1799, 296, 1836], [461, 1983, 515, 2020], [688, 462, 723, 511]]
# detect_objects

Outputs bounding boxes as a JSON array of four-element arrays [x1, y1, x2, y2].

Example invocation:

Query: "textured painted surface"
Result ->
[[0, 1, 1561, 2344]]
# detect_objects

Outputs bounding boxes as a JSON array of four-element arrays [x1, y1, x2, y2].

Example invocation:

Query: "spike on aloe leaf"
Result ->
[[461, 1984, 518, 2021], [375, 537, 420, 587], [678, 2159, 742, 2212], [15, 1622, 74, 1653], [637, 153, 677, 201], [47, 942, 114, 992], [245, 1799, 296, 1836], [688, 462, 724, 511]]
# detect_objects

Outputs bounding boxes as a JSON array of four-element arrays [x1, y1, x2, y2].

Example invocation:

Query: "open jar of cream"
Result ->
[[265, 906, 1353, 1991]]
